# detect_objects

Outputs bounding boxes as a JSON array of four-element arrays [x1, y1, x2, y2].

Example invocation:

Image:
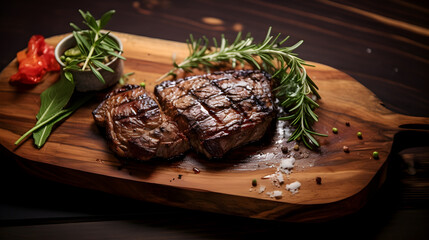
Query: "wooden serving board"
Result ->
[[0, 32, 428, 222]]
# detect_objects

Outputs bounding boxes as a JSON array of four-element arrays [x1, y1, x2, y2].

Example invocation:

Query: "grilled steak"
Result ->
[[92, 85, 190, 160], [155, 70, 276, 158]]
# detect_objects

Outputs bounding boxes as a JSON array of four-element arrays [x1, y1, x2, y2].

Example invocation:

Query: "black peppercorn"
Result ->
[[316, 177, 322, 185], [343, 146, 350, 153], [357, 131, 362, 139], [281, 145, 289, 154]]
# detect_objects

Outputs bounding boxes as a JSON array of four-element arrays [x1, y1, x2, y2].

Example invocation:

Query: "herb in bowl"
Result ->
[[62, 9, 125, 84], [15, 9, 123, 148]]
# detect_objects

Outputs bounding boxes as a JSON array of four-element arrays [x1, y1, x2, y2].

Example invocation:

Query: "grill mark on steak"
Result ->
[[210, 79, 249, 120], [170, 75, 254, 132], [92, 85, 190, 161], [189, 88, 223, 124], [155, 69, 276, 158], [93, 84, 145, 127]]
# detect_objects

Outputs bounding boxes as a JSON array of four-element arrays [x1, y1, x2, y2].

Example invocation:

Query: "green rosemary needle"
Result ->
[[158, 27, 327, 149]]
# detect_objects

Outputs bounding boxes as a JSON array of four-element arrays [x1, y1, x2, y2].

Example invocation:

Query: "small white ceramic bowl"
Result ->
[[54, 32, 124, 92]]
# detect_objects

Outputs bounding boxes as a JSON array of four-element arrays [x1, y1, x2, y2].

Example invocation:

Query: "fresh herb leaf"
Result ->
[[92, 59, 114, 73], [32, 122, 54, 148], [64, 71, 74, 82], [72, 31, 90, 55], [99, 10, 115, 29], [94, 32, 111, 46], [32, 74, 75, 148], [37, 74, 75, 122], [15, 74, 74, 146], [102, 36, 121, 51], [33, 93, 93, 148], [89, 64, 105, 84], [69, 23, 81, 31], [107, 51, 126, 60], [119, 72, 135, 85], [15, 74, 93, 148]]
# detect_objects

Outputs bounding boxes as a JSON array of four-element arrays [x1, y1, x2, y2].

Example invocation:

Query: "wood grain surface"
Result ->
[[1, 32, 427, 222]]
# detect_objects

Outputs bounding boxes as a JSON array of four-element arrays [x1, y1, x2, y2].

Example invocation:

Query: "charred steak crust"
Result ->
[[92, 85, 190, 161], [92, 84, 141, 127], [154, 70, 276, 158]]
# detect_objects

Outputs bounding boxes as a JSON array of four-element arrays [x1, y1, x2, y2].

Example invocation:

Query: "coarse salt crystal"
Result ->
[[285, 181, 301, 194], [259, 185, 266, 193], [256, 152, 277, 161], [269, 171, 284, 187], [262, 174, 275, 179], [284, 127, 293, 138], [270, 190, 283, 199], [275, 171, 284, 184], [278, 157, 295, 174], [311, 95, 317, 101]]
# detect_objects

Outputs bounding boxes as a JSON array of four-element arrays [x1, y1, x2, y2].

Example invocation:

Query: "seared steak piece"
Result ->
[[155, 70, 276, 158], [92, 85, 190, 160]]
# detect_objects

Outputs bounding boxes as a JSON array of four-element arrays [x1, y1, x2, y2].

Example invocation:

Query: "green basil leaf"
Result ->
[[34, 94, 93, 148], [32, 75, 75, 145], [36, 75, 75, 121]]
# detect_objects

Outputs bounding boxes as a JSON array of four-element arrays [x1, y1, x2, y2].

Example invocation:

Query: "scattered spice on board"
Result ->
[[357, 131, 363, 139], [293, 144, 299, 151], [281, 145, 289, 154], [316, 177, 322, 185], [343, 146, 350, 153], [258, 185, 266, 194], [252, 179, 257, 187], [286, 181, 301, 194], [278, 157, 295, 175], [267, 190, 283, 199]]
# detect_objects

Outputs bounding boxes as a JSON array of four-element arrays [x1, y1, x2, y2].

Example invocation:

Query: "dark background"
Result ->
[[0, 0, 428, 239]]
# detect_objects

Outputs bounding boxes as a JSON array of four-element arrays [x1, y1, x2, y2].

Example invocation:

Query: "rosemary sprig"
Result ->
[[158, 27, 327, 149]]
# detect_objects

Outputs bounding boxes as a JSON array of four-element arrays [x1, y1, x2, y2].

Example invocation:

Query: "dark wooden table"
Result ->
[[1, 0, 428, 239]]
